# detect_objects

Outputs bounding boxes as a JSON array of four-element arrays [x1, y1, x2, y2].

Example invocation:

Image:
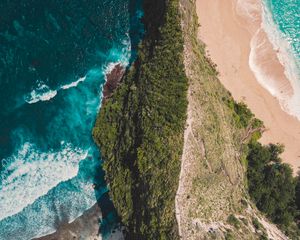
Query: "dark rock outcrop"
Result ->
[[103, 64, 125, 100]]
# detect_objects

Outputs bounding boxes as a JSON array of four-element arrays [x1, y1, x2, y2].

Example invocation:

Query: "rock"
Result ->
[[103, 64, 125, 100]]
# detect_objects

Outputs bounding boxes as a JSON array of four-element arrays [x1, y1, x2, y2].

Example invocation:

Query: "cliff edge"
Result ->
[[176, 0, 289, 239]]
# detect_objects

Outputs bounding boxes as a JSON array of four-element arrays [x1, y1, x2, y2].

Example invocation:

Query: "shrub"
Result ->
[[227, 99, 254, 128], [252, 217, 264, 231], [247, 142, 297, 228], [227, 214, 240, 229]]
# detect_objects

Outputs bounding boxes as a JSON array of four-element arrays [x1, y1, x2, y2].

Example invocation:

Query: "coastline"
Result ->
[[34, 64, 126, 240], [93, 0, 188, 237], [103, 63, 125, 101], [34, 203, 124, 240], [34, 204, 102, 240], [196, 0, 300, 173]]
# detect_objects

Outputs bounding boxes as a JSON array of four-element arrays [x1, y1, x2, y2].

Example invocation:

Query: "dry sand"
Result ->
[[196, 0, 300, 174]]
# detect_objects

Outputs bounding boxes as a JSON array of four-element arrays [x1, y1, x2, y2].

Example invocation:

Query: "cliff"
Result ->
[[176, 0, 289, 239], [93, 0, 187, 239], [93, 0, 294, 239]]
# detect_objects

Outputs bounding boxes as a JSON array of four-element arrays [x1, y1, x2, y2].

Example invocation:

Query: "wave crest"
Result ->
[[61, 76, 86, 90], [25, 76, 88, 104], [0, 142, 88, 220], [25, 84, 57, 104]]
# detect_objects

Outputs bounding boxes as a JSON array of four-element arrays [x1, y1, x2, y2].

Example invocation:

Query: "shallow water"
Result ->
[[0, 0, 143, 239], [240, 0, 300, 119], [261, 0, 300, 118], [265, 0, 300, 60]]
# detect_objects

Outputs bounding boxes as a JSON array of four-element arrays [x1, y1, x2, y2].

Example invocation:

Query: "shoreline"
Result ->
[[196, 0, 300, 173], [103, 63, 125, 100], [34, 63, 127, 240], [34, 203, 124, 240], [34, 204, 102, 240]]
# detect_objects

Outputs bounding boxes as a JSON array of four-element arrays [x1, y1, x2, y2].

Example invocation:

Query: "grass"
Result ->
[[227, 214, 240, 229]]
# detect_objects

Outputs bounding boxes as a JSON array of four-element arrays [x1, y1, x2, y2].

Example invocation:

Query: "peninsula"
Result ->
[[93, 0, 300, 239]]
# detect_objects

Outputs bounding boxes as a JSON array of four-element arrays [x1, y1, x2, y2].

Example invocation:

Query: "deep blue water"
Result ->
[[0, 1, 143, 239]]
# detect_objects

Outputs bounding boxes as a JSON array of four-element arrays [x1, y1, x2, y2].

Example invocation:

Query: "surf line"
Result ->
[[25, 76, 87, 104]]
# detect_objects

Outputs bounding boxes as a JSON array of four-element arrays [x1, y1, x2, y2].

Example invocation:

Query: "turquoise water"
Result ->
[[261, 0, 300, 118], [0, 1, 143, 239], [265, 0, 300, 61]]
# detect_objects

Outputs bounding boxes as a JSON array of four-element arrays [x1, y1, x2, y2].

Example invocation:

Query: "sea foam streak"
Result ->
[[0, 142, 88, 220], [25, 76, 87, 104], [25, 34, 131, 105], [61, 76, 86, 90], [25, 84, 58, 104]]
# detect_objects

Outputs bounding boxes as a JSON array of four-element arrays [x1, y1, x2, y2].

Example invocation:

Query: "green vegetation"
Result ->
[[252, 217, 268, 240], [92, 0, 300, 237], [228, 97, 300, 237], [240, 217, 248, 226], [247, 142, 298, 228], [227, 99, 253, 128], [227, 214, 240, 229], [252, 217, 265, 232], [296, 175, 300, 222], [226, 98, 263, 130], [93, 0, 187, 239], [225, 231, 235, 240]]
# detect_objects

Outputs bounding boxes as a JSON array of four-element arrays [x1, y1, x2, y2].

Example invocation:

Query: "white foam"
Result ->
[[0, 142, 88, 220], [236, 0, 260, 22], [61, 76, 86, 90], [248, 1, 300, 120], [261, 2, 300, 90], [0, 178, 98, 240], [103, 34, 131, 77], [25, 76, 88, 104], [249, 28, 280, 97], [104, 62, 121, 78], [103, 36, 132, 84], [25, 84, 57, 104], [25, 34, 132, 106], [121, 34, 132, 65]]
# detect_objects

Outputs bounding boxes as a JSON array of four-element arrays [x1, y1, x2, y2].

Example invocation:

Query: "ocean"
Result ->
[[263, 0, 300, 69], [262, 0, 300, 118], [0, 0, 143, 239]]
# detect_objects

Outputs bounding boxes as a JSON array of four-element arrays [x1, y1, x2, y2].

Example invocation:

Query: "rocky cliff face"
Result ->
[[175, 0, 288, 239]]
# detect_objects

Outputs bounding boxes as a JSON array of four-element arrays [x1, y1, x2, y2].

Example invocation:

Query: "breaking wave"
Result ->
[[25, 84, 58, 104], [247, 0, 300, 120], [61, 76, 86, 90], [0, 142, 88, 220]]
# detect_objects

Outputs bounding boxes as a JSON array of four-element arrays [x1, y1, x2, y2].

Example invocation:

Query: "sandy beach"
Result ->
[[196, 0, 300, 174]]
